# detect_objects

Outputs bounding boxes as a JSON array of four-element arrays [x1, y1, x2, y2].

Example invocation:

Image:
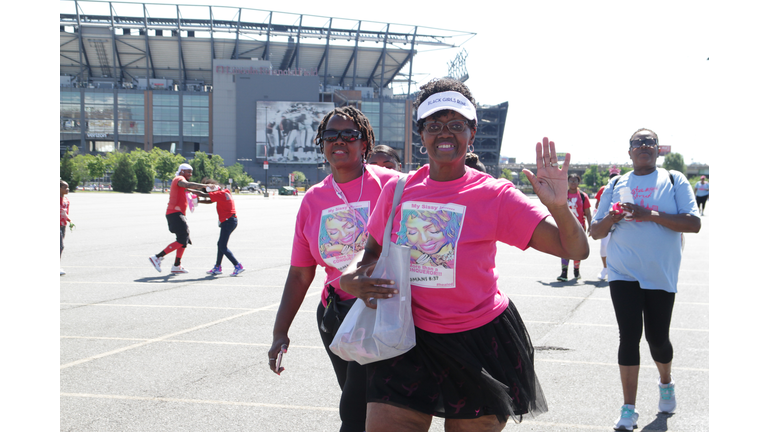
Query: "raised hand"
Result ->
[[522, 137, 569, 208]]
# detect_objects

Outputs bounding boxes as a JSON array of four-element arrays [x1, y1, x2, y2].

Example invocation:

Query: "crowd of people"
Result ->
[[60, 76, 705, 432]]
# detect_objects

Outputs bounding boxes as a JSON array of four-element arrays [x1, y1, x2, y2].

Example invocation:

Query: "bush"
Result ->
[[60, 147, 81, 191], [134, 155, 156, 193], [111, 153, 137, 192]]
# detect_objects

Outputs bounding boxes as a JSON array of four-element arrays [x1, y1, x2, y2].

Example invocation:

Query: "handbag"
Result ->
[[320, 285, 357, 335], [330, 175, 415, 365]]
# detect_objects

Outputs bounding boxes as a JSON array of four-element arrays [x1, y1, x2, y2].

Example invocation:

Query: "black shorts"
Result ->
[[366, 300, 548, 424], [166, 212, 191, 246]]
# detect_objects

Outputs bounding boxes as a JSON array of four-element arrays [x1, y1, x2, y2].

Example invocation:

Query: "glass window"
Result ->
[[60, 92, 81, 104], [117, 106, 144, 121], [118, 120, 144, 135], [85, 105, 114, 119], [154, 121, 179, 136], [183, 95, 208, 107], [183, 107, 208, 122], [93, 141, 115, 152], [87, 119, 114, 134], [85, 93, 114, 105], [117, 93, 144, 105], [183, 121, 208, 137], [153, 94, 179, 106], [60, 118, 81, 132], [60, 103, 81, 119], [153, 105, 179, 121]]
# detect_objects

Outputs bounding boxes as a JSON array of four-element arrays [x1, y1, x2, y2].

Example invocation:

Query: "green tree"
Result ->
[[226, 162, 254, 189], [151, 147, 186, 188], [499, 168, 515, 182], [111, 152, 137, 192], [662, 152, 686, 174], [189, 152, 228, 184], [291, 170, 307, 185], [134, 153, 157, 193], [60, 147, 81, 191], [86, 154, 107, 180]]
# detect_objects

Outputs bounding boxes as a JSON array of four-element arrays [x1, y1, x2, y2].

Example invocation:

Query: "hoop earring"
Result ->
[[419, 146, 427, 155], [468, 144, 475, 153]]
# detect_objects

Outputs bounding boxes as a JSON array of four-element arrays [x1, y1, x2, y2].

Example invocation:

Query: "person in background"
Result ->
[[465, 151, 487, 173], [367, 144, 401, 171], [148, 163, 208, 275], [340, 77, 589, 432], [268, 106, 401, 432], [60, 180, 74, 276], [593, 167, 620, 280], [191, 179, 245, 277], [694, 175, 709, 216], [590, 128, 700, 431], [557, 173, 591, 281]]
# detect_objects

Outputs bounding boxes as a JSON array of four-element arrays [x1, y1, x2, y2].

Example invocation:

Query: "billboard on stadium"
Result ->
[[256, 101, 334, 163]]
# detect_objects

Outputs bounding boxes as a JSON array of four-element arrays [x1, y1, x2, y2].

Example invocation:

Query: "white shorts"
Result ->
[[600, 232, 611, 257]]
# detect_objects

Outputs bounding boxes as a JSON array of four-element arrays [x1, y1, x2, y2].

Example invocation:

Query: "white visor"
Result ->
[[176, 163, 193, 176], [417, 91, 476, 121]]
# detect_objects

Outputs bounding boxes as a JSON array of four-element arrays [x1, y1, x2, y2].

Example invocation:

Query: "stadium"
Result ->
[[60, 0, 509, 185]]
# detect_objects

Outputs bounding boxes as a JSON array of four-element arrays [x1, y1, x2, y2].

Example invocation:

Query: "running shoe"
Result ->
[[597, 268, 608, 280], [614, 405, 638, 430], [207, 265, 223, 275], [60, 268, 66, 276], [574, 269, 582, 280], [231, 263, 245, 276], [149, 255, 163, 272], [658, 377, 676, 413], [171, 265, 188, 274], [557, 272, 567, 282]]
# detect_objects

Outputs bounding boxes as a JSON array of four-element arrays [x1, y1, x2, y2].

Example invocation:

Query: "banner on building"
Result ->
[[256, 101, 334, 163], [658, 145, 672, 156]]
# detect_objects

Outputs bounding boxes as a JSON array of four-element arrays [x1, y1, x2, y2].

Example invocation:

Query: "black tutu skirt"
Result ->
[[365, 299, 548, 424]]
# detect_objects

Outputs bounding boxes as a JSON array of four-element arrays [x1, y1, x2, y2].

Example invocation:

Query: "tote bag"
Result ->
[[330, 176, 415, 365]]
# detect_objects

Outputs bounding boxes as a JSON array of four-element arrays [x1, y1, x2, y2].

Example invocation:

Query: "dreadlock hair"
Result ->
[[464, 152, 486, 173], [629, 128, 659, 147], [315, 105, 375, 161], [415, 78, 478, 133]]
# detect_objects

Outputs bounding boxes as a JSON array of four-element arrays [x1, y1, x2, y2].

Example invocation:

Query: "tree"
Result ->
[[86, 154, 107, 180], [189, 152, 228, 184], [291, 170, 307, 186], [499, 168, 515, 182], [111, 152, 137, 192], [60, 146, 81, 191], [134, 153, 156, 193], [662, 152, 686, 174], [226, 162, 254, 189], [151, 147, 186, 188]]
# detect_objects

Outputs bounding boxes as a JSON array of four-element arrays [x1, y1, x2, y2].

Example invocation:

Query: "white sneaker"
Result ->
[[597, 268, 608, 280], [149, 255, 163, 272], [658, 377, 676, 413], [171, 265, 188, 274], [614, 405, 638, 430], [60, 268, 66, 276]]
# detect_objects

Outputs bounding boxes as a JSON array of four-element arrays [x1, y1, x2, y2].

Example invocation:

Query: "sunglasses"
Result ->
[[629, 137, 658, 149], [423, 120, 469, 135], [321, 129, 363, 143]]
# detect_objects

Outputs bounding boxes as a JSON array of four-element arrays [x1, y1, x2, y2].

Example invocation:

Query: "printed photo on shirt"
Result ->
[[319, 202, 370, 271], [396, 202, 466, 288]]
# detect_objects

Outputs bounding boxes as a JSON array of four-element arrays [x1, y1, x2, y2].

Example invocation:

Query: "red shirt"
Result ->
[[209, 189, 236, 223], [166, 176, 188, 215], [60, 196, 70, 226], [595, 185, 606, 209], [567, 190, 591, 226]]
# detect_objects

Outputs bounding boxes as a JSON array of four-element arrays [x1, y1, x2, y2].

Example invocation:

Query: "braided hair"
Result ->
[[415, 78, 478, 133], [315, 106, 375, 161]]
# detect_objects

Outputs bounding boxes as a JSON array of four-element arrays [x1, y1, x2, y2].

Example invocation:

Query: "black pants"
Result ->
[[166, 212, 191, 246], [316, 301, 367, 432], [216, 217, 238, 267], [610, 280, 675, 366]]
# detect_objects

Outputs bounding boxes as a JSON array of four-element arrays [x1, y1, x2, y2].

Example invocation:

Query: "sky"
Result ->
[[54, 0, 743, 166]]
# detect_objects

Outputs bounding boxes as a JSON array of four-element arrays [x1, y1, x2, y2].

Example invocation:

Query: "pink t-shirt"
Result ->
[[60, 196, 70, 227], [291, 164, 401, 306], [367, 165, 550, 334]]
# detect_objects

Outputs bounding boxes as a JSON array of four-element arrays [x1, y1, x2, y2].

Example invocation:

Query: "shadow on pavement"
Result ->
[[134, 275, 218, 283], [641, 412, 674, 431]]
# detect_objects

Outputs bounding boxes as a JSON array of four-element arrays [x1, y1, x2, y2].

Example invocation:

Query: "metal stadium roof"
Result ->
[[60, 0, 475, 91]]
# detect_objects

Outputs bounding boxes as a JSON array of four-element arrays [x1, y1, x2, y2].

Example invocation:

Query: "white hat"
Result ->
[[417, 91, 476, 121], [176, 163, 193, 176]]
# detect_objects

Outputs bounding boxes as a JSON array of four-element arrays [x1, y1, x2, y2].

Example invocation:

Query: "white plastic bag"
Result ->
[[330, 241, 415, 365], [330, 175, 415, 365]]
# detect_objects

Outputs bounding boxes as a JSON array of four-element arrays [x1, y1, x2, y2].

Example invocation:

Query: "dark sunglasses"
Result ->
[[629, 137, 658, 149], [321, 129, 363, 143], [423, 120, 469, 135]]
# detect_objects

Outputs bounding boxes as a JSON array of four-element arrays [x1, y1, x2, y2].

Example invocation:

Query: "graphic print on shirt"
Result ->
[[395, 201, 466, 288], [319, 201, 370, 271], [567, 195, 580, 219]]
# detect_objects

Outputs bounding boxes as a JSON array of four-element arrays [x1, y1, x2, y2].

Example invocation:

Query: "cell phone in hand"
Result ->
[[276, 344, 288, 374]]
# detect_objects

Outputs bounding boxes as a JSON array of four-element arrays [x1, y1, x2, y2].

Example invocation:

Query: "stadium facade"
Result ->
[[60, 1, 508, 184]]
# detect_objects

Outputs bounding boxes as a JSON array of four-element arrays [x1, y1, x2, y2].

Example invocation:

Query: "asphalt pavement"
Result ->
[[57, 191, 710, 431]]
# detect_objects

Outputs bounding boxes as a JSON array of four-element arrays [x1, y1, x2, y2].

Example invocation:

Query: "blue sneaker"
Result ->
[[658, 377, 676, 413], [207, 265, 222, 275], [614, 405, 638, 430], [231, 263, 245, 276]]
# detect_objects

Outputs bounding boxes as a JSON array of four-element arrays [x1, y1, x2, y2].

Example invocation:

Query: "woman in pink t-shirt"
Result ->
[[340, 78, 590, 432], [268, 106, 401, 432]]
